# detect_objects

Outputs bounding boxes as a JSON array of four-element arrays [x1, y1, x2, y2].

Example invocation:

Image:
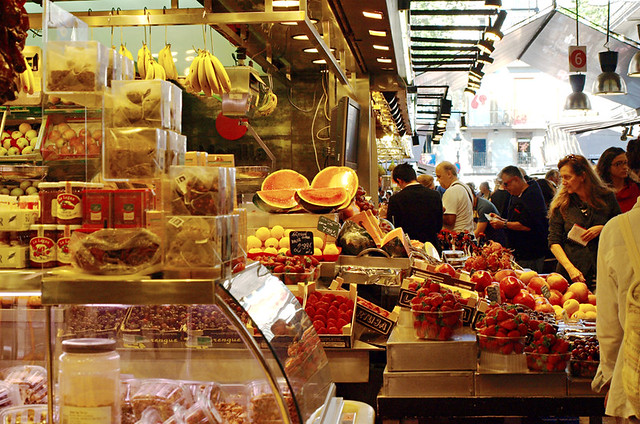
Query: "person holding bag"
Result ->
[[593, 198, 640, 422]]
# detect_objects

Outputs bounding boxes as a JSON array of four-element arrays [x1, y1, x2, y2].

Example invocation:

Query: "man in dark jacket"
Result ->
[[387, 163, 443, 251]]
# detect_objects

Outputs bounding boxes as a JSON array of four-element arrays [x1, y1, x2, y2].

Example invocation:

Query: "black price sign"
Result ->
[[398, 288, 417, 308], [355, 306, 394, 335], [317, 216, 341, 238], [289, 231, 314, 255]]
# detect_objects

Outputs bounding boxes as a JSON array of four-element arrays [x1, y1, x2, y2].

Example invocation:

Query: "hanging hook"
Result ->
[[202, 25, 207, 50], [163, 7, 168, 45], [109, 9, 114, 47]]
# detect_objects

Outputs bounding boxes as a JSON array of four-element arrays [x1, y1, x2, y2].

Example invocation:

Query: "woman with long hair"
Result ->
[[548, 154, 621, 291], [596, 146, 640, 213]]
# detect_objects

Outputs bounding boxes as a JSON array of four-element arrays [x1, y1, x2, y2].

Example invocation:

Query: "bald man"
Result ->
[[435, 161, 474, 233]]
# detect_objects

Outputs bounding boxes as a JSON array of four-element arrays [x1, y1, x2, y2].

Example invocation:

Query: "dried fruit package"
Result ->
[[109, 80, 171, 129], [103, 128, 166, 179], [168, 166, 230, 216], [45, 41, 108, 92], [164, 216, 223, 269]]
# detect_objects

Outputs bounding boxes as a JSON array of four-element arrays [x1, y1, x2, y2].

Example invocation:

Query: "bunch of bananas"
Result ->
[[119, 44, 134, 62], [16, 57, 35, 95], [255, 91, 278, 117], [186, 49, 231, 96], [158, 44, 178, 80], [136, 43, 152, 79], [144, 57, 166, 80]]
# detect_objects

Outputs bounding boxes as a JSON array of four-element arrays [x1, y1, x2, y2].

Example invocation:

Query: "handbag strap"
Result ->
[[620, 213, 640, 277]]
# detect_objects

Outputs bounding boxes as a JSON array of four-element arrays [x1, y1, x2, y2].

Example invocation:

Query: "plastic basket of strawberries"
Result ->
[[524, 326, 571, 372], [475, 304, 528, 354], [410, 282, 466, 341]]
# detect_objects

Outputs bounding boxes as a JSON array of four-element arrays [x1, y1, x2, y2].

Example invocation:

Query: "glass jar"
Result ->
[[29, 224, 58, 268], [38, 182, 62, 224], [57, 182, 86, 225], [57, 225, 82, 267], [59, 338, 120, 424]]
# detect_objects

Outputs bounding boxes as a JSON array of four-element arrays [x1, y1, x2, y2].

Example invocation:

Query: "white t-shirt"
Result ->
[[442, 181, 474, 233]]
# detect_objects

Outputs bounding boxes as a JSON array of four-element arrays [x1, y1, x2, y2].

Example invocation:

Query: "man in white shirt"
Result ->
[[435, 161, 474, 233], [594, 197, 640, 422]]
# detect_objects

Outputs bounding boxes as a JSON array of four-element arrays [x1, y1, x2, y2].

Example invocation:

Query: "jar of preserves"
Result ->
[[38, 182, 62, 224], [29, 224, 58, 268], [59, 338, 120, 424], [57, 225, 82, 267], [57, 182, 87, 225]]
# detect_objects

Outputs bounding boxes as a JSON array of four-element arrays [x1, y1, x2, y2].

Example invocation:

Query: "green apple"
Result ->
[[0, 147, 7, 156], [9, 187, 24, 197], [21, 146, 34, 155], [25, 186, 38, 195], [25, 129, 38, 140], [7, 147, 19, 156]]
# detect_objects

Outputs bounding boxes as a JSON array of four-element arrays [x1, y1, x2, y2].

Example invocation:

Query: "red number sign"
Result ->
[[569, 46, 587, 72]]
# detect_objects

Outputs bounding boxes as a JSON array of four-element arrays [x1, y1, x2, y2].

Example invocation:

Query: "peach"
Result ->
[[563, 298, 580, 317], [494, 269, 516, 282], [546, 273, 569, 293], [548, 289, 563, 306], [48, 130, 61, 142], [527, 276, 549, 295], [588, 294, 596, 306], [62, 128, 76, 140], [519, 270, 538, 285], [561, 290, 579, 305], [567, 282, 589, 304]]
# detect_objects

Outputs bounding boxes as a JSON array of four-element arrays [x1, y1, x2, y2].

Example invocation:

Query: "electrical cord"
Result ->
[[288, 84, 317, 112], [311, 91, 326, 171]]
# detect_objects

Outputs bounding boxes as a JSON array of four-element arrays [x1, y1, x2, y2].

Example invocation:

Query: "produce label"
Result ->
[[317, 216, 340, 238], [397, 288, 416, 308], [290, 231, 314, 255], [57, 193, 81, 219], [61, 405, 111, 424], [30, 237, 55, 263], [540, 285, 551, 299], [57, 237, 71, 264], [168, 216, 184, 228]]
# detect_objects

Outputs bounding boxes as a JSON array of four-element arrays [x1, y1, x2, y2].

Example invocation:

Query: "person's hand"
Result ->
[[566, 264, 586, 282], [489, 217, 505, 229], [581, 225, 604, 243]]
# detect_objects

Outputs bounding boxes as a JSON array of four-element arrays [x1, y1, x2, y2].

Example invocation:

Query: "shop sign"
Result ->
[[569, 46, 587, 72], [355, 305, 394, 335]]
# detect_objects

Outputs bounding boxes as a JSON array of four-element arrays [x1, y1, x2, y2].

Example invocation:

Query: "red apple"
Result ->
[[434, 263, 456, 277], [500, 276, 524, 299], [548, 289, 563, 306], [567, 282, 589, 304], [512, 289, 536, 310], [494, 269, 516, 282], [470, 270, 493, 294], [527, 276, 549, 295], [546, 273, 569, 294]]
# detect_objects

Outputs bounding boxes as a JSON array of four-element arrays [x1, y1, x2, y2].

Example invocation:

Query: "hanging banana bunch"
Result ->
[[158, 44, 178, 80], [119, 43, 134, 62], [145, 56, 166, 80], [255, 91, 278, 117], [16, 57, 35, 95], [137, 42, 152, 79], [186, 49, 232, 96]]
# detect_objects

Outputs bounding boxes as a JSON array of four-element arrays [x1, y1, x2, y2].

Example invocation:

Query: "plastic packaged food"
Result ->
[[64, 305, 128, 337], [56, 225, 82, 266], [107, 47, 121, 87], [0, 382, 22, 410], [59, 338, 120, 424], [104, 128, 166, 179], [38, 182, 62, 224], [113, 189, 147, 228], [83, 189, 113, 228], [0, 405, 47, 424], [121, 380, 137, 424], [247, 382, 299, 424], [164, 216, 222, 270], [170, 83, 183, 133], [2, 365, 47, 405], [29, 224, 58, 268], [130, 379, 194, 421], [206, 384, 249, 424], [182, 400, 222, 424], [168, 166, 227, 216], [121, 55, 135, 81], [70, 228, 162, 275], [109, 80, 171, 129], [46, 41, 108, 92]]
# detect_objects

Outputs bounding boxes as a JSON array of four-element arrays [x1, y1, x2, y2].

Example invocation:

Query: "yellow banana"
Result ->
[[24, 57, 34, 94], [159, 44, 178, 80], [188, 52, 202, 93], [119, 44, 134, 61], [256, 92, 278, 116], [204, 52, 221, 95], [137, 43, 149, 79], [198, 51, 212, 96], [145, 57, 155, 80], [154, 61, 166, 80], [208, 53, 231, 93]]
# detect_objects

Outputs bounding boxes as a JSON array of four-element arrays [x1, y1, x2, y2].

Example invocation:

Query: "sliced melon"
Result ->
[[261, 169, 310, 191], [295, 187, 348, 214], [253, 193, 293, 213], [311, 166, 359, 209], [256, 189, 298, 209]]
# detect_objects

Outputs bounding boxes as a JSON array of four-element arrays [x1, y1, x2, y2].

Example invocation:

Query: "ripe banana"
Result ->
[[119, 44, 134, 61], [159, 44, 178, 80], [145, 57, 166, 81], [197, 51, 212, 96], [204, 52, 222, 95], [208, 53, 231, 93], [256, 92, 278, 117], [23, 57, 34, 95], [137, 42, 151, 79], [187, 51, 202, 94]]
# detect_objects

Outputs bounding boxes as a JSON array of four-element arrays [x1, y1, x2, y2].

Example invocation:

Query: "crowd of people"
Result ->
[[379, 137, 640, 422]]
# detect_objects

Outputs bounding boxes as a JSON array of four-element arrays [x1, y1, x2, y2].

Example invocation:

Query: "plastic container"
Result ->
[[113, 189, 146, 228], [57, 225, 82, 266], [38, 182, 62, 224], [130, 379, 194, 421], [83, 189, 113, 228], [109, 80, 171, 129], [167, 166, 227, 216], [2, 365, 48, 405], [477, 334, 527, 354], [104, 128, 166, 179], [569, 359, 599, 378], [525, 352, 571, 372], [0, 381, 22, 409], [170, 82, 183, 133], [164, 216, 223, 270], [107, 47, 121, 87], [121, 55, 134, 81], [29, 224, 58, 268], [411, 308, 463, 340], [59, 339, 120, 424], [46, 41, 109, 92], [0, 405, 48, 424]]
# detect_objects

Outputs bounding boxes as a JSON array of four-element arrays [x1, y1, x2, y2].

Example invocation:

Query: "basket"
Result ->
[[410, 308, 463, 341]]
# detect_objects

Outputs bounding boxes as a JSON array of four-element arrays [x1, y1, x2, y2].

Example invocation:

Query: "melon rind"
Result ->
[[256, 189, 298, 209], [311, 166, 358, 209], [261, 169, 310, 191], [253, 193, 293, 213], [297, 187, 348, 207]]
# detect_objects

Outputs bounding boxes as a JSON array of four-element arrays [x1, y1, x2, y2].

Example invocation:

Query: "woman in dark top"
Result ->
[[596, 146, 640, 213], [548, 154, 620, 291]]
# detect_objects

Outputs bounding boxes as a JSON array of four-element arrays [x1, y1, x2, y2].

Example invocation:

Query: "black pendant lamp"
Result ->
[[593, 0, 627, 95], [565, 0, 591, 110], [628, 25, 640, 77]]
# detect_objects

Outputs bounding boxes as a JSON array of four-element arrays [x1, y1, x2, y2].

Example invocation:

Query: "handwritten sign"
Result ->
[[355, 306, 394, 335], [317, 216, 340, 238], [541, 285, 551, 299], [486, 284, 501, 305], [290, 231, 314, 255]]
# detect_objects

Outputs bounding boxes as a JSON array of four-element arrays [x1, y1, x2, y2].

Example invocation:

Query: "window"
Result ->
[[517, 136, 531, 165], [473, 138, 487, 167]]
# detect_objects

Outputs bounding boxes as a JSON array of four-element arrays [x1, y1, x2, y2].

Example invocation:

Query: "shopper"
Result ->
[[479, 181, 491, 199], [489, 166, 548, 272], [596, 147, 640, 213], [627, 137, 640, 179], [471, 189, 507, 246], [435, 161, 474, 233], [387, 163, 443, 250], [593, 198, 640, 422], [490, 178, 511, 218], [417, 174, 436, 191], [548, 154, 620, 290], [538, 169, 559, 209]]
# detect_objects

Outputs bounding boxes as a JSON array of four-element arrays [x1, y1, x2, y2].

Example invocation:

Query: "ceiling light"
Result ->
[[485, 10, 507, 42], [477, 40, 495, 55], [373, 45, 390, 51], [565, 74, 591, 110], [593, 1, 626, 95], [363, 11, 383, 19], [460, 115, 467, 130], [629, 25, 640, 77], [369, 30, 387, 37], [468, 81, 481, 89], [441, 99, 452, 117], [273, 0, 299, 7], [477, 54, 494, 65], [303, 48, 318, 53], [377, 58, 392, 63], [381, 67, 395, 71], [484, 0, 502, 7], [292, 34, 309, 41], [313, 59, 327, 64], [464, 87, 476, 95], [469, 73, 482, 82]]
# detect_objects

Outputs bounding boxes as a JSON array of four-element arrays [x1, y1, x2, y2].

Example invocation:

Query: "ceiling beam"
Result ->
[[413, 66, 471, 71], [411, 53, 477, 59], [412, 59, 475, 65], [411, 25, 486, 31], [410, 37, 479, 44], [411, 45, 479, 51], [410, 9, 498, 16]]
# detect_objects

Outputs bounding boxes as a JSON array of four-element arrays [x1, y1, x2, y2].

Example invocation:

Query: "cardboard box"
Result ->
[[0, 210, 37, 231], [306, 282, 356, 348], [0, 246, 28, 269]]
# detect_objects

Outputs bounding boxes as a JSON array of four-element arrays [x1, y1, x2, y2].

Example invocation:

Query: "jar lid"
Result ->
[[56, 225, 82, 231], [30, 224, 59, 230], [62, 338, 116, 353]]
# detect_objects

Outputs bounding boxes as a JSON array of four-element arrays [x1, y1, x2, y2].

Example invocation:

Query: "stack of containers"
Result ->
[[0, 195, 39, 269]]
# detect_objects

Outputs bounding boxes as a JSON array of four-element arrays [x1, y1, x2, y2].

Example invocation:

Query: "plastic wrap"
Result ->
[[131, 379, 194, 421], [70, 228, 161, 275], [1, 365, 47, 405], [46, 41, 108, 92], [168, 167, 228, 216], [104, 128, 166, 179], [109, 80, 171, 129], [164, 216, 222, 270]]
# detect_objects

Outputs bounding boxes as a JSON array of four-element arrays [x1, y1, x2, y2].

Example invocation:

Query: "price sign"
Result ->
[[289, 231, 314, 255], [569, 46, 587, 72], [317, 216, 341, 238]]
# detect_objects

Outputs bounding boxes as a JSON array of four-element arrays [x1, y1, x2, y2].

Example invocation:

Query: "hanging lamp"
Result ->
[[628, 25, 640, 77], [593, 0, 627, 95], [565, 0, 591, 110]]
